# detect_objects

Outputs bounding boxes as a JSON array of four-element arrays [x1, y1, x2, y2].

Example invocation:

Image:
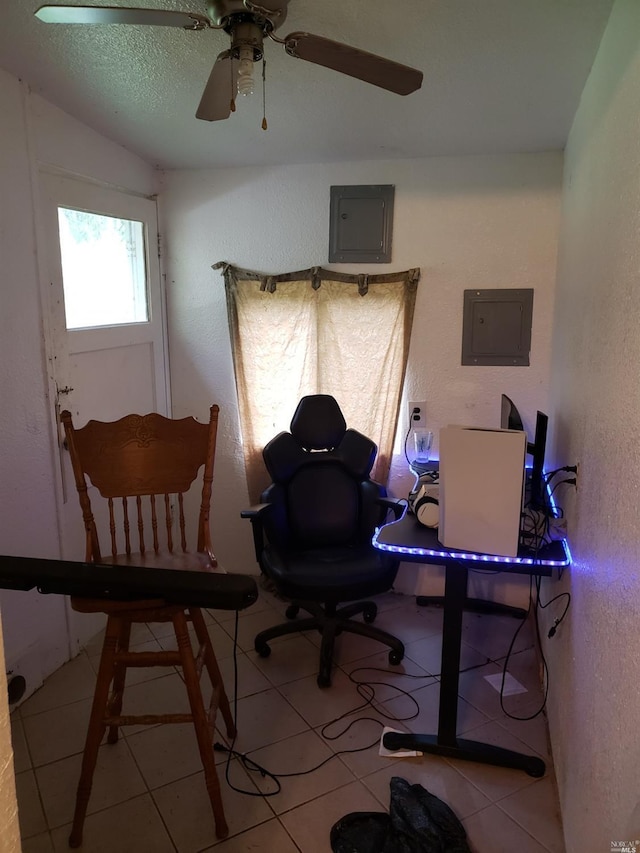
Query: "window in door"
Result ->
[[57, 207, 148, 330]]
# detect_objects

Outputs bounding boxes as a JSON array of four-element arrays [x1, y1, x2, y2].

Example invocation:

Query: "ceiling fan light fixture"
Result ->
[[237, 45, 254, 95], [33, 1, 424, 125]]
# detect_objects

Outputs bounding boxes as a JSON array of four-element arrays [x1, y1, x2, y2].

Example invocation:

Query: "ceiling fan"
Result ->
[[34, 1, 424, 123]]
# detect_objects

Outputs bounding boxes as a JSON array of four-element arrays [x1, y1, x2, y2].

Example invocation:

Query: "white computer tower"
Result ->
[[438, 425, 527, 557]]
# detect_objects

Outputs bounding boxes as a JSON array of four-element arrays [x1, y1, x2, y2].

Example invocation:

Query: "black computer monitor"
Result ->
[[500, 394, 524, 432], [529, 411, 548, 509], [500, 395, 548, 510]]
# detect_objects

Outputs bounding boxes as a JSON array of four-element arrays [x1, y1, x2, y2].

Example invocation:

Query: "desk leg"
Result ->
[[384, 563, 545, 778], [437, 562, 467, 743]]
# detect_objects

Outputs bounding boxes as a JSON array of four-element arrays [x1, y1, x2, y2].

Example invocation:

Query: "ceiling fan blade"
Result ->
[[34, 5, 210, 29], [196, 50, 237, 122], [283, 32, 423, 96]]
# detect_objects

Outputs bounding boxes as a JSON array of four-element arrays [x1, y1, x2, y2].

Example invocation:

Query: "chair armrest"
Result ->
[[377, 496, 407, 522], [240, 503, 272, 564], [240, 503, 271, 520]]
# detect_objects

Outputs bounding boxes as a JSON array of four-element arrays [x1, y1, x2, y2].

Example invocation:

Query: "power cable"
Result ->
[[212, 607, 546, 793]]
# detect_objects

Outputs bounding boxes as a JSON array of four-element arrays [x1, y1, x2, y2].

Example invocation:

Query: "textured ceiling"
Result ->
[[0, 0, 614, 170]]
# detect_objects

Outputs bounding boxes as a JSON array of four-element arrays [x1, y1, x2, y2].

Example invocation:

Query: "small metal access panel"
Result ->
[[329, 185, 394, 263], [462, 289, 534, 366]]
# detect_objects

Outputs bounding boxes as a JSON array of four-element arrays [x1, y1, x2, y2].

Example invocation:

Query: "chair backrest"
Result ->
[[60, 406, 219, 564], [260, 395, 386, 550]]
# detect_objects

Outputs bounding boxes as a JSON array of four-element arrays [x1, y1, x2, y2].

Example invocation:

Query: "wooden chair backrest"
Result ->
[[60, 406, 219, 565]]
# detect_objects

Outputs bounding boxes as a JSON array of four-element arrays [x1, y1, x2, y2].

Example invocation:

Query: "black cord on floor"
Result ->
[[213, 604, 550, 795], [212, 546, 570, 793], [436, 555, 548, 722], [216, 627, 426, 797], [497, 574, 550, 721], [425, 556, 551, 723], [535, 576, 571, 639], [497, 561, 570, 721]]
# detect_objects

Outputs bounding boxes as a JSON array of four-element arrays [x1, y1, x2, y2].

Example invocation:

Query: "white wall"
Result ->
[[159, 152, 562, 606], [0, 65, 160, 844], [0, 70, 67, 682], [0, 67, 159, 685], [545, 1, 640, 849]]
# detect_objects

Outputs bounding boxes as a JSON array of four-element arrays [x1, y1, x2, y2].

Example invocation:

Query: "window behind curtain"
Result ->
[[218, 263, 419, 501]]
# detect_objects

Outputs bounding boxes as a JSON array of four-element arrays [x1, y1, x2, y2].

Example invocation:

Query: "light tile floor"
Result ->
[[12, 588, 565, 852]]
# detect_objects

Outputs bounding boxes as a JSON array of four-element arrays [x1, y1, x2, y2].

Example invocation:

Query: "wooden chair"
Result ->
[[60, 404, 236, 847]]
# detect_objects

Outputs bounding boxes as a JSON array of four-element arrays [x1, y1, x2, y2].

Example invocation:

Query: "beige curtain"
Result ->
[[216, 263, 419, 502]]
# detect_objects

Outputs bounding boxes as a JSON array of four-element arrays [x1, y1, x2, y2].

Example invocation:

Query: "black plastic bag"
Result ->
[[330, 776, 472, 853]]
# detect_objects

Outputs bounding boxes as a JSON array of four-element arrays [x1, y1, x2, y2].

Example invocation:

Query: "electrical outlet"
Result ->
[[408, 401, 427, 427]]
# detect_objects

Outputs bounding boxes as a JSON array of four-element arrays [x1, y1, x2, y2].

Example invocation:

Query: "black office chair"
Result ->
[[242, 394, 405, 686]]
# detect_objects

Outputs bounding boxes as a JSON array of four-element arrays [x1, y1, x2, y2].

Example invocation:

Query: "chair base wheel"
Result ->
[[388, 650, 403, 666], [255, 641, 271, 658], [286, 604, 300, 619], [363, 603, 377, 623]]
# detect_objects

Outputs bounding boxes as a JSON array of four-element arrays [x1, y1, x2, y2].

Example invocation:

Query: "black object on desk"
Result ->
[[0, 554, 258, 612], [372, 513, 570, 777]]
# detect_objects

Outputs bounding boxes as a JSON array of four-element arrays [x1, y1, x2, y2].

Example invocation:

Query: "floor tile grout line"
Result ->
[[493, 794, 564, 852], [19, 712, 53, 839], [49, 790, 179, 849], [15, 595, 563, 853], [440, 749, 543, 804]]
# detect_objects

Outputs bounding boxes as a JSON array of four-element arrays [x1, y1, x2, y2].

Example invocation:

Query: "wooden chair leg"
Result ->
[[69, 617, 120, 848], [174, 610, 229, 840], [190, 608, 236, 739], [106, 618, 131, 744]]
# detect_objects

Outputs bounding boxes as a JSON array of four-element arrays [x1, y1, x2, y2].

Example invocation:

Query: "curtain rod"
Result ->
[[212, 262, 420, 289]]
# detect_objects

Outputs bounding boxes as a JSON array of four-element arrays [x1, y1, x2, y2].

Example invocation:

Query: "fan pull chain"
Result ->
[[261, 57, 268, 130], [230, 55, 236, 113]]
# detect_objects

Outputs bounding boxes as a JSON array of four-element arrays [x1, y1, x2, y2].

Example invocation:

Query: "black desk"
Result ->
[[373, 513, 570, 777]]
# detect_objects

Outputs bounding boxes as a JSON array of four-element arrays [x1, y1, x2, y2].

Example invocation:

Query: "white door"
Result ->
[[39, 172, 171, 648]]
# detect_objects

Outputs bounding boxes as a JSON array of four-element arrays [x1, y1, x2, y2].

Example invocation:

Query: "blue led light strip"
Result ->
[[371, 532, 570, 567], [373, 466, 572, 568]]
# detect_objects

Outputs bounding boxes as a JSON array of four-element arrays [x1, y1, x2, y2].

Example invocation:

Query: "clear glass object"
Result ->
[[412, 428, 433, 464]]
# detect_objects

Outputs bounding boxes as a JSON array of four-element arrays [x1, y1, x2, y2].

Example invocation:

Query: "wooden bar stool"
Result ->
[[61, 404, 240, 847]]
